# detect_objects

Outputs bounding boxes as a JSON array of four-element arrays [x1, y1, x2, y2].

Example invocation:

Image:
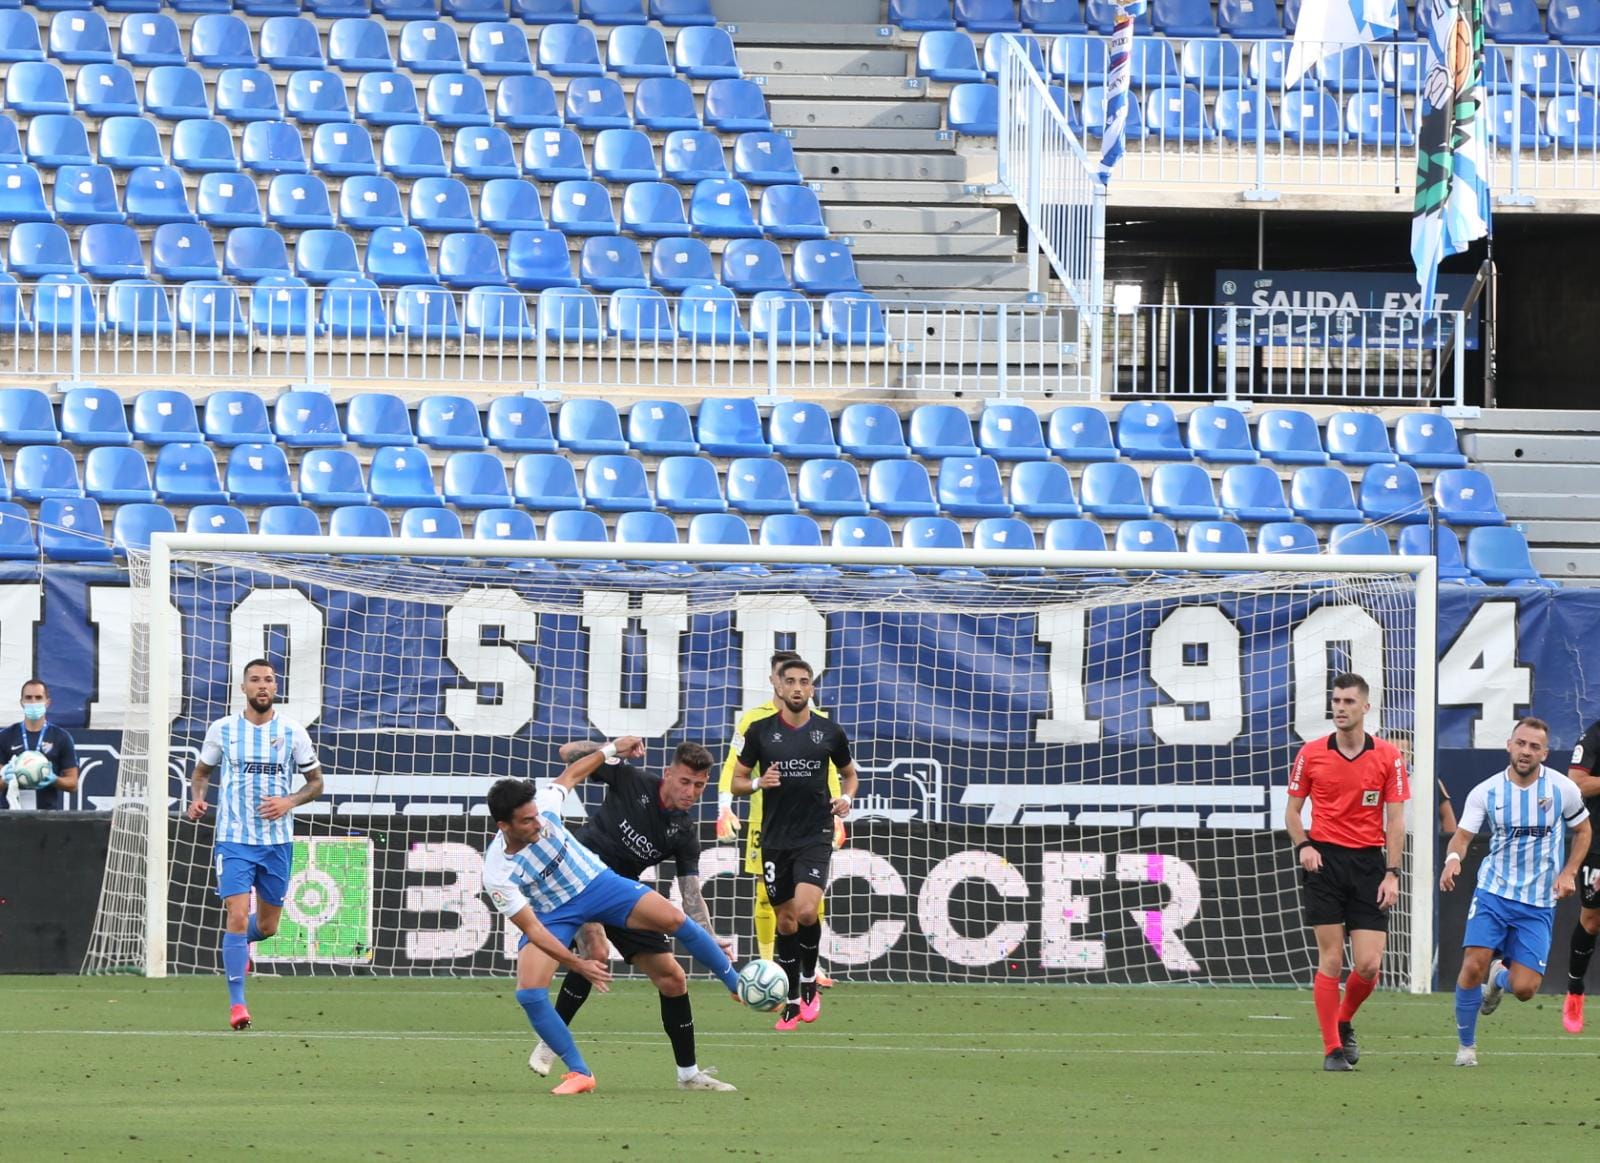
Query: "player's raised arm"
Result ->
[[555, 736, 643, 789]]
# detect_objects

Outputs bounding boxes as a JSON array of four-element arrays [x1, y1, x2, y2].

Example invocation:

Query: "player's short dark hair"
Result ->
[[487, 777, 535, 823], [777, 658, 814, 680], [1515, 715, 1550, 737], [673, 742, 713, 772], [18, 678, 46, 698], [769, 649, 803, 671], [242, 658, 275, 679], [1332, 672, 1369, 698]]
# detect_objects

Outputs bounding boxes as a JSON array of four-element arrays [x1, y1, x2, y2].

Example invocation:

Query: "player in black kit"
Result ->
[[1562, 718, 1600, 1034], [729, 658, 858, 1031], [527, 738, 739, 1091]]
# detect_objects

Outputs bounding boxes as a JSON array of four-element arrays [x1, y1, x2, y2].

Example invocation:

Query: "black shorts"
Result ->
[[760, 841, 833, 907], [1581, 850, 1600, 911], [1301, 843, 1389, 932], [598, 923, 671, 963]]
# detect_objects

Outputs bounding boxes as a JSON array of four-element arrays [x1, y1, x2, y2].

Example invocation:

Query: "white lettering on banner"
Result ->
[[1437, 601, 1531, 749], [822, 848, 908, 966], [733, 594, 826, 710], [1291, 604, 1384, 740], [582, 591, 688, 737], [1040, 852, 1106, 969], [0, 583, 40, 709], [919, 850, 1029, 966], [1035, 605, 1101, 744], [405, 842, 493, 960], [442, 591, 539, 736], [1115, 852, 1200, 973], [86, 587, 183, 729], [1149, 607, 1242, 745], [230, 589, 325, 726]]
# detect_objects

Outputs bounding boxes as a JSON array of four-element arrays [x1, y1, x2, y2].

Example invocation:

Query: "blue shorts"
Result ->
[[1463, 889, 1555, 976], [518, 869, 651, 951], [215, 841, 294, 907]]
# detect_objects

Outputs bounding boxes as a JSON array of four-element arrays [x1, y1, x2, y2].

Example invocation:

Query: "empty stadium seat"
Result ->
[[458, 285, 530, 339], [538, 286, 603, 341], [649, 236, 715, 291], [398, 20, 461, 73], [295, 448, 368, 506], [1149, 462, 1224, 520], [619, 401, 692, 456], [724, 458, 795, 514], [176, 281, 247, 338], [172, 118, 240, 173], [361, 446, 437, 506], [1325, 411, 1394, 465], [191, 14, 256, 68], [468, 21, 533, 74], [679, 285, 750, 344], [428, 72, 491, 128], [1485, 0, 1545, 41], [254, 505, 321, 537], [199, 175, 265, 229], [792, 240, 863, 294], [1187, 404, 1260, 463], [1144, 85, 1216, 141], [105, 279, 175, 336], [766, 402, 838, 459], [623, 181, 690, 236], [152, 442, 226, 504], [1548, 92, 1600, 148], [731, 132, 801, 186], [1394, 413, 1469, 467], [1254, 520, 1318, 555], [636, 77, 703, 131], [1434, 468, 1506, 525], [111, 502, 176, 558], [542, 509, 612, 566], [59, 386, 130, 448], [1008, 460, 1081, 517], [1042, 517, 1109, 556], [956, 0, 1021, 29], [829, 514, 907, 575], [794, 459, 866, 516], [864, 459, 936, 517], [271, 390, 343, 449], [1465, 525, 1555, 586], [611, 510, 691, 573], [1485, 91, 1551, 148], [1116, 401, 1189, 460], [219, 443, 295, 504], [310, 123, 377, 177], [580, 453, 652, 512], [976, 404, 1049, 461], [1186, 519, 1251, 557], [1048, 406, 1118, 460], [35, 497, 107, 563], [353, 73, 418, 127], [363, 225, 433, 286], [1153, 0, 1219, 35], [1218, 0, 1282, 37], [552, 398, 623, 454], [903, 516, 980, 579], [504, 230, 576, 290], [1116, 518, 1181, 557], [704, 79, 771, 132], [918, 29, 984, 82], [60, 165, 128, 229], [565, 76, 633, 130], [7, 61, 70, 115], [1219, 464, 1292, 522], [474, 178, 541, 233], [410, 395, 484, 450], [608, 24, 671, 77], [688, 178, 760, 237], [1282, 87, 1347, 143], [948, 82, 999, 135], [328, 175, 397, 230], [1404, 525, 1484, 583], [1021, 0, 1087, 31], [1214, 90, 1285, 143], [935, 456, 1010, 517], [130, 389, 201, 445], [215, 67, 281, 123], [759, 184, 829, 240], [120, 166, 191, 227], [973, 518, 1039, 570], [982, 31, 1045, 79], [26, 114, 91, 167], [891, 0, 957, 28], [472, 507, 540, 560], [326, 505, 396, 543], [149, 222, 220, 280], [1356, 461, 1428, 524], [581, 236, 648, 291], [1347, 91, 1416, 146], [757, 513, 835, 573], [692, 398, 766, 456], [78, 62, 140, 118], [550, 180, 619, 235], [31, 274, 98, 334], [750, 290, 813, 344], [382, 125, 449, 178], [512, 453, 582, 509], [1325, 522, 1390, 556], [243, 276, 311, 338], [317, 274, 385, 339], [14, 445, 82, 501], [1290, 465, 1362, 522], [119, 15, 183, 67], [1079, 461, 1153, 518], [200, 391, 270, 447], [180, 504, 246, 536], [0, 387, 60, 445], [1255, 408, 1328, 464], [295, 230, 362, 282]]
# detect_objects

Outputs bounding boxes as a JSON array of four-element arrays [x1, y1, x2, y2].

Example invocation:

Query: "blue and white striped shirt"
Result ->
[[1458, 765, 1588, 907], [200, 712, 319, 847], [481, 784, 609, 918]]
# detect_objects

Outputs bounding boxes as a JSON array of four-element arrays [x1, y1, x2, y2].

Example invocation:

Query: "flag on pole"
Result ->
[[1096, 0, 1147, 185], [1411, 0, 1491, 313], [1285, 0, 1398, 90]]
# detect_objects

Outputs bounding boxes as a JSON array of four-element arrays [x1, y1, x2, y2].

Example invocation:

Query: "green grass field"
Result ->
[[2, 978, 1596, 1161]]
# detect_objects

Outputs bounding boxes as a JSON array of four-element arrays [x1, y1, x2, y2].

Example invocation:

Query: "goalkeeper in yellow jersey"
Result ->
[[718, 649, 843, 982]]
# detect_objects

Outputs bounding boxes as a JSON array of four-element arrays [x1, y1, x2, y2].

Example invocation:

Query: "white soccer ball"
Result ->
[[6, 750, 53, 790], [736, 959, 789, 1012]]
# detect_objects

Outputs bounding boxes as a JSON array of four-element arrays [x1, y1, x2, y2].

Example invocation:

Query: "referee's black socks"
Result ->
[[1570, 924, 1599, 995], [556, 971, 593, 1023]]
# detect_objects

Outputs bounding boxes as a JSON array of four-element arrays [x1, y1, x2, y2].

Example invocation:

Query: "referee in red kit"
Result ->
[[1284, 672, 1411, 1072]]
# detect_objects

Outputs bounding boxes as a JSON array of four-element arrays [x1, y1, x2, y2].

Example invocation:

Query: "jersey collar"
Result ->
[[1325, 733, 1375, 759]]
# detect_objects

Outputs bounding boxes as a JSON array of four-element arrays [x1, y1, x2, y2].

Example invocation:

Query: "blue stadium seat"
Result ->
[[768, 401, 839, 459], [613, 510, 692, 573], [1485, 0, 1546, 41], [8, 223, 74, 279], [263, 174, 333, 231], [581, 236, 648, 291], [623, 181, 690, 236], [506, 230, 578, 289], [215, 67, 281, 122], [0, 386, 59, 444], [297, 448, 370, 505], [1187, 405, 1260, 463], [608, 24, 671, 76], [183, 504, 249, 536], [956, 0, 1020, 29], [1554, 0, 1600, 42], [203, 391, 271, 447], [947, 82, 999, 135], [1043, 406, 1114, 462], [483, 399, 556, 454], [151, 222, 220, 280], [1466, 526, 1555, 586], [796, 459, 867, 516], [1359, 461, 1428, 524], [178, 281, 249, 338], [1380, 42, 1426, 94], [171, 119, 239, 174], [428, 72, 491, 128], [936, 455, 1011, 517], [982, 31, 1045, 79], [1151, 462, 1224, 520], [355, 72, 420, 126], [678, 285, 749, 344], [978, 404, 1049, 461], [1326, 523, 1391, 556], [508, 452, 580, 510], [493, 74, 560, 129], [1187, 520, 1251, 557], [367, 446, 441, 505], [479, 178, 544, 233], [309, 123, 377, 177], [398, 20, 461, 73], [36, 498, 108, 563], [61, 386, 131, 447], [221, 443, 297, 504], [1022, 0, 1086, 31], [129, 389, 200, 444], [335, 174, 402, 229], [626, 400, 697, 454], [0, 163, 52, 225], [758, 184, 828, 241], [608, 287, 676, 340], [1115, 518, 1181, 557], [55, 165, 123, 226], [1325, 411, 1394, 465], [7, 61, 70, 115], [1313, 44, 1381, 94], [636, 77, 702, 132], [757, 513, 835, 573], [1290, 465, 1362, 522], [717, 245, 786, 296], [0, 273, 28, 335], [111, 502, 176, 558], [1219, 464, 1292, 521], [1078, 461, 1153, 518], [550, 180, 618, 235], [32, 274, 99, 334], [94, 117, 162, 171], [13, 445, 81, 500], [472, 508, 541, 561], [1087, 0, 1154, 29], [542, 509, 612, 567], [1050, 34, 1106, 84], [838, 404, 909, 460], [704, 78, 771, 132], [240, 120, 307, 175], [1144, 85, 1217, 142], [790, 240, 860, 293], [391, 283, 462, 340], [724, 457, 795, 515], [523, 128, 590, 183], [1281, 87, 1347, 143], [1256, 520, 1320, 554], [1218, 0, 1282, 37], [653, 0, 714, 22], [363, 225, 435, 286], [1346, 92, 1415, 146], [1008, 459, 1080, 517], [693, 398, 766, 456], [748, 291, 812, 345], [689, 178, 760, 237], [26, 114, 92, 167], [1181, 39, 1245, 90], [144, 66, 210, 121], [461, 285, 532, 339], [731, 132, 801, 186], [906, 404, 976, 458], [564, 76, 632, 130], [447, 0, 507, 17], [891, 0, 956, 28], [191, 14, 256, 68], [469, 22, 534, 73], [273, 390, 344, 449], [119, 15, 183, 66], [1394, 413, 1468, 467], [414, 395, 486, 450], [258, 505, 322, 537], [918, 29, 984, 82], [862, 459, 935, 517], [580, 453, 652, 512], [382, 125, 449, 178], [829, 513, 907, 575], [1548, 92, 1600, 147], [538, 22, 600, 76], [1485, 91, 1551, 149], [439, 451, 508, 508], [583, 0, 645, 22], [1255, 408, 1328, 464], [649, 237, 715, 291], [1153, 0, 1219, 35], [344, 392, 415, 448], [1117, 400, 1189, 460], [539, 286, 604, 341], [153, 442, 227, 504], [298, 230, 363, 284], [555, 398, 625, 453], [49, 10, 112, 63], [328, 506, 394, 541], [106, 278, 176, 335], [681, 512, 762, 573], [1434, 468, 1506, 525], [594, 129, 660, 182], [76, 62, 141, 117], [439, 232, 507, 288], [1042, 517, 1109, 555], [247, 275, 316, 337], [260, 16, 323, 69], [198, 175, 265, 229]]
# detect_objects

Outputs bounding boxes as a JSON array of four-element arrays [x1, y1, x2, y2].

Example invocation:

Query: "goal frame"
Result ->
[[137, 532, 1439, 990]]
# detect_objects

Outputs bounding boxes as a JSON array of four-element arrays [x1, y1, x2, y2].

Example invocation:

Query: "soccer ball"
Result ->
[[736, 959, 789, 1012], [5, 750, 52, 790]]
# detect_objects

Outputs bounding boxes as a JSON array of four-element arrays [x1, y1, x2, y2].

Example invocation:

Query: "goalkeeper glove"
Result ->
[[716, 794, 742, 841], [833, 818, 847, 850]]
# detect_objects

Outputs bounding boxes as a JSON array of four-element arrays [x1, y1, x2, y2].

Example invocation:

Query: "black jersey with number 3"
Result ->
[[572, 761, 700, 881], [1569, 719, 1600, 831], [737, 712, 853, 849]]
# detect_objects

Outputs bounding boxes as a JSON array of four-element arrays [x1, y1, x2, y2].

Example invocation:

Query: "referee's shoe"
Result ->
[[1337, 1021, 1360, 1065], [1322, 1048, 1353, 1072]]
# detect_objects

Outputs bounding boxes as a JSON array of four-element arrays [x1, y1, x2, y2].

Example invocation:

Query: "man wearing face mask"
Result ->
[[0, 679, 80, 811]]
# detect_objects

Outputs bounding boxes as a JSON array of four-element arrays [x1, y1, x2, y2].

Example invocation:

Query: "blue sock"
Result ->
[[516, 988, 590, 1077], [246, 914, 263, 943], [222, 932, 249, 1007], [1455, 984, 1482, 1046], [1494, 966, 1511, 993], [672, 916, 739, 992]]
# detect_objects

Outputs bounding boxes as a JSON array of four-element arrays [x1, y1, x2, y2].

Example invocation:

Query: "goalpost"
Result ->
[[84, 533, 1437, 991]]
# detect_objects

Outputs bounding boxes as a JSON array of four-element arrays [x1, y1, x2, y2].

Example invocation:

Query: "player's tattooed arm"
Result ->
[[678, 875, 734, 957], [559, 741, 603, 762]]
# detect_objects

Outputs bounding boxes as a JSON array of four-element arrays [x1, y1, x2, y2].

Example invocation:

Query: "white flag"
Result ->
[[1285, 0, 1399, 90]]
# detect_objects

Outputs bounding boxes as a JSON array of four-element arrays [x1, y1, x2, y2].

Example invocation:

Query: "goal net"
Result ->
[[84, 535, 1435, 990]]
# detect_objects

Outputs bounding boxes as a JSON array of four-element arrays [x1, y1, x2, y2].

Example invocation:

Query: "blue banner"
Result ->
[[1214, 269, 1480, 349]]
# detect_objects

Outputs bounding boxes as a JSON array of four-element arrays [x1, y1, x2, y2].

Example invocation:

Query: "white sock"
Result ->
[[677, 1064, 700, 1082]]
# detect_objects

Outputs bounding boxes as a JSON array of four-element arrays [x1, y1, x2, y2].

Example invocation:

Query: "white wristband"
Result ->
[[1444, 851, 1462, 864], [600, 742, 618, 760]]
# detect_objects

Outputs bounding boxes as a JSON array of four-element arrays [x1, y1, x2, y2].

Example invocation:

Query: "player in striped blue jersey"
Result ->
[[481, 737, 745, 1096], [185, 659, 324, 1032], [1440, 717, 1591, 1066]]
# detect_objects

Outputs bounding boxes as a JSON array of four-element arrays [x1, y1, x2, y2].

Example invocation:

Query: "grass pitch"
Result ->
[[3, 978, 1597, 1161]]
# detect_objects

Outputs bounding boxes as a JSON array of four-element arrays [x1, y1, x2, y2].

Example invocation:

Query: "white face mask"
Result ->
[[21, 703, 45, 723]]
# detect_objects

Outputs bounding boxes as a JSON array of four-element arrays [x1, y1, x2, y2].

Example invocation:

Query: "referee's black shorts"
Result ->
[[1301, 842, 1389, 932]]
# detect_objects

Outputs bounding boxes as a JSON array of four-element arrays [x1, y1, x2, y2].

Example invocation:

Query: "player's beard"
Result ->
[[248, 692, 275, 714], [783, 693, 809, 714]]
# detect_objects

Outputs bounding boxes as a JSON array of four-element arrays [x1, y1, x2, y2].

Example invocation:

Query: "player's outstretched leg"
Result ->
[[529, 973, 591, 1076], [516, 987, 595, 1095]]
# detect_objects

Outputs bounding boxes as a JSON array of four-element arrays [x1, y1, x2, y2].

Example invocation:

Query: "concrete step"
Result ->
[[731, 21, 900, 47], [1463, 431, 1600, 463], [761, 74, 929, 99], [1491, 492, 1597, 520], [1512, 520, 1600, 545], [770, 99, 945, 130], [1476, 463, 1593, 495], [825, 204, 1002, 235], [810, 178, 977, 202], [1530, 548, 1600, 584], [788, 127, 957, 151], [846, 232, 1018, 258], [857, 258, 1033, 291], [1458, 408, 1600, 434], [737, 47, 911, 77], [869, 286, 1047, 304], [800, 151, 970, 181]]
